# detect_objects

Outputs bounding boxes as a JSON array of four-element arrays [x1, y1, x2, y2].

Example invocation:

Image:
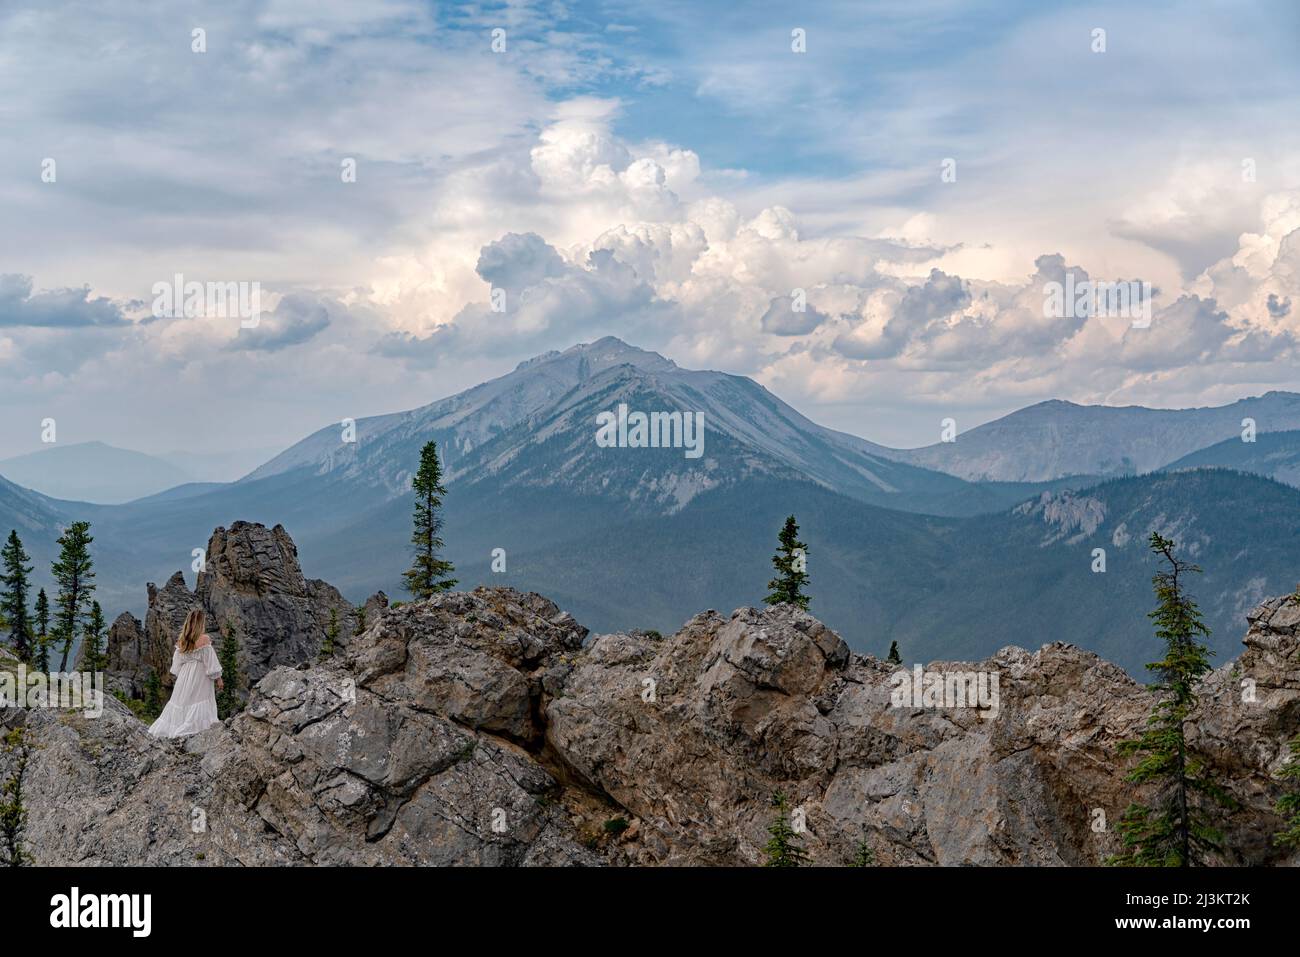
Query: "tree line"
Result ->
[[1, 522, 101, 675]]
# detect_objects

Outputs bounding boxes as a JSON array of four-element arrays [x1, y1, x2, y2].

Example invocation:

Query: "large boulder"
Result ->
[[73, 611, 148, 698], [349, 589, 586, 743], [192, 586, 600, 865]]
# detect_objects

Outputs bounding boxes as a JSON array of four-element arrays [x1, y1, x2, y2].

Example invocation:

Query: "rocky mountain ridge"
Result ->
[[8, 521, 1300, 866], [887, 392, 1300, 482]]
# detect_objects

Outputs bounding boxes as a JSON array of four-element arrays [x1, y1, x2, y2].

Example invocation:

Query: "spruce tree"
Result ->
[[321, 608, 339, 660], [216, 621, 241, 720], [51, 521, 95, 671], [886, 641, 902, 665], [1274, 733, 1300, 849], [0, 727, 30, 867], [81, 601, 107, 673], [143, 669, 162, 720], [1109, 533, 1234, 867], [0, 531, 33, 662], [32, 590, 50, 672], [763, 791, 809, 867], [850, 834, 875, 867], [354, 605, 367, 636], [764, 515, 810, 609], [404, 441, 457, 599]]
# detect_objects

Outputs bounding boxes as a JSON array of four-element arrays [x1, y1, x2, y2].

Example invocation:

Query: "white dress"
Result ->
[[148, 640, 223, 738]]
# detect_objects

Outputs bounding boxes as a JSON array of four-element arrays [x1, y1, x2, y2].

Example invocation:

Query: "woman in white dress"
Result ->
[[148, 609, 224, 738]]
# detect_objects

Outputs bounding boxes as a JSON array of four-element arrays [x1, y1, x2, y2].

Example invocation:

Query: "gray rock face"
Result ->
[[7, 584, 1300, 866], [7, 587, 606, 866], [360, 590, 389, 630], [350, 590, 587, 743], [196, 522, 358, 695], [73, 611, 148, 698], [144, 571, 200, 689], [4, 694, 299, 865], [545, 601, 1300, 865]]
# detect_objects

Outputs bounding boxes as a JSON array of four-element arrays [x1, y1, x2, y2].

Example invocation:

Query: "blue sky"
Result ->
[[2, 0, 1299, 459]]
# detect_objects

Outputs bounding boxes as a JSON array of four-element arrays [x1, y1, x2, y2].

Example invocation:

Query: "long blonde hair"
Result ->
[[178, 608, 206, 653]]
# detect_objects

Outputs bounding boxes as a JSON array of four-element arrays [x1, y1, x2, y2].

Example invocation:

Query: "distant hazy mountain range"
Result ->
[[0, 442, 193, 504], [2, 337, 1298, 676], [884, 393, 1300, 482], [0, 441, 280, 504], [1162, 430, 1300, 487]]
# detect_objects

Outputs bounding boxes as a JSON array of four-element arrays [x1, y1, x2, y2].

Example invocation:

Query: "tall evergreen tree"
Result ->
[[0, 531, 33, 662], [51, 521, 95, 671], [763, 791, 809, 867], [320, 608, 339, 660], [32, 589, 50, 672], [0, 727, 30, 867], [81, 601, 107, 673], [850, 832, 876, 867], [403, 441, 457, 599], [1109, 533, 1234, 867], [216, 621, 241, 720], [886, 641, 902, 666], [764, 515, 810, 609], [1274, 733, 1300, 849], [143, 669, 162, 720]]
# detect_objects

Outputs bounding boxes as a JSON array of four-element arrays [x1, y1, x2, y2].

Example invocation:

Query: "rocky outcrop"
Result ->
[[195, 522, 359, 695], [73, 611, 148, 698], [4, 694, 298, 865], [8, 588, 604, 866], [545, 601, 1300, 865], [137, 522, 374, 697], [144, 572, 200, 689], [7, 584, 1300, 866], [194, 590, 601, 865]]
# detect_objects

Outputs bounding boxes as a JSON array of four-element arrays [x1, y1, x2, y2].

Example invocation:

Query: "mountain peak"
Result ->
[[558, 336, 678, 372]]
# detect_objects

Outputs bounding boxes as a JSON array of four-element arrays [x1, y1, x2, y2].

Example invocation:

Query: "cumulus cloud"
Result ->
[[475, 233, 568, 293], [834, 269, 970, 360], [375, 234, 675, 365], [760, 295, 829, 336], [0, 274, 128, 328], [366, 97, 1300, 427], [227, 294, 334, 352]]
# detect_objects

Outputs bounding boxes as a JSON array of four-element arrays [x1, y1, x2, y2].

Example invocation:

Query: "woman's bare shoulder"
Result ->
[[195, 634, 213, 649]]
